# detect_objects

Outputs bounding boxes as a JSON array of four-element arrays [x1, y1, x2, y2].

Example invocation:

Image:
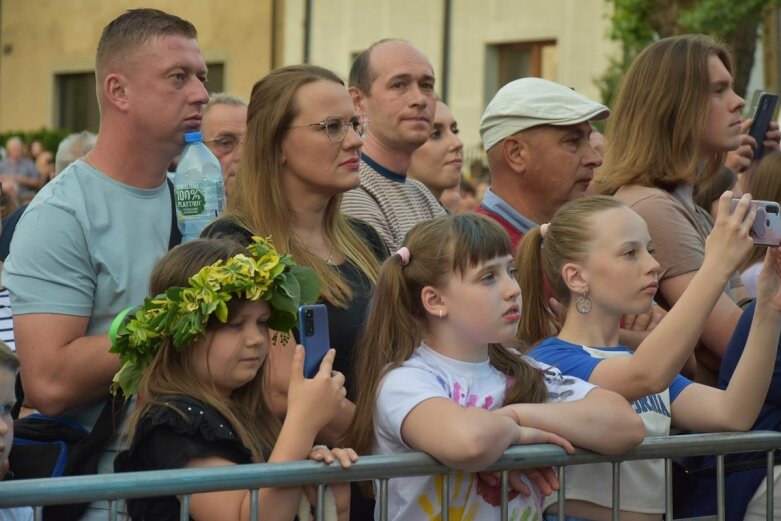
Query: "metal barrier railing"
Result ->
[[0, 432, 779, 520]]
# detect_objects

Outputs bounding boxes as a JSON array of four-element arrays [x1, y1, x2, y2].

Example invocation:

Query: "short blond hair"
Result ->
[[96, 8, 197, 80]]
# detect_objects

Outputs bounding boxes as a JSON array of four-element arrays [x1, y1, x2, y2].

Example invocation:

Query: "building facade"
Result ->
[[1, 0, 779, 153]]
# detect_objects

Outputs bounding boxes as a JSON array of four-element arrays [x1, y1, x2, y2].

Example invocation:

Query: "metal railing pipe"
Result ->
[[1, 432, 779, 510]]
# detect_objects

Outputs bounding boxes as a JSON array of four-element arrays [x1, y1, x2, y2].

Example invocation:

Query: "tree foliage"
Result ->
[[597, 0, 781, 107]]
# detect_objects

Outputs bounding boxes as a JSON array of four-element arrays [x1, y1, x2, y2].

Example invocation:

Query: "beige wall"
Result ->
[[1, 0, 618, 146], [0, 0, 274, 132], [284, 0, 619, 151]]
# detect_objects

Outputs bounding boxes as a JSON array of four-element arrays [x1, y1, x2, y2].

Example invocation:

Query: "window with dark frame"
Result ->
[[56, 63, 225, 132], [57, 72, 99, 133], [484, 40, 558, 107]]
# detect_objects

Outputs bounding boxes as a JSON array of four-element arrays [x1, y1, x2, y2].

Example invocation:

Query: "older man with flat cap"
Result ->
[[477, 77, 609, 249]]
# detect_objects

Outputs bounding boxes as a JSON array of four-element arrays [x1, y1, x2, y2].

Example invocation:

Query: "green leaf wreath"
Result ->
[[109, 236, 320, 396]]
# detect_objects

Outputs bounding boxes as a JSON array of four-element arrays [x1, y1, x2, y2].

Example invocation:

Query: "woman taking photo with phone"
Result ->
[[592, 34, 781, 384]]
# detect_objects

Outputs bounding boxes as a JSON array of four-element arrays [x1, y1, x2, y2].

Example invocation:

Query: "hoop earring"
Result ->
[[576, 289, 592, 314]]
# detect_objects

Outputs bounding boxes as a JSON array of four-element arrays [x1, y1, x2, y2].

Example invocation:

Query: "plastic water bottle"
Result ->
[[174, 131, 225, 242]]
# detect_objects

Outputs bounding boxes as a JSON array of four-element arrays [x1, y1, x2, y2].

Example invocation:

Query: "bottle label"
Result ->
[[175, 186, 206, 216]]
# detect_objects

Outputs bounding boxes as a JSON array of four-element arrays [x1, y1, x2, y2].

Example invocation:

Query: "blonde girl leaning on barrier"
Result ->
[[516, 194, 781, 521], [344, 213, 644, 521], [113, 238, 356, 521]]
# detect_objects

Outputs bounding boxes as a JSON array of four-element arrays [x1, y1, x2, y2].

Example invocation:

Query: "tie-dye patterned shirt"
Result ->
[[373, 342, 595, 521]]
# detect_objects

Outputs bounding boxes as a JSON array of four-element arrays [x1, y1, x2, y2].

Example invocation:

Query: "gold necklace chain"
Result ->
[[83, 154, 100, 172], [300, 237, 335, 266]]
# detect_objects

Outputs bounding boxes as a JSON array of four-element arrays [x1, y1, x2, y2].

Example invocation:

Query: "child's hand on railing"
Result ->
[[515, 425, 575, 454], [304, 444, 357, 520], [308, 445, 358, 468]]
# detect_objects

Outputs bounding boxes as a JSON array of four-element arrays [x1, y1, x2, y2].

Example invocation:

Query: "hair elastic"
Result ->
[[540, 223, 550, 239], [396, 247, 410, 266]]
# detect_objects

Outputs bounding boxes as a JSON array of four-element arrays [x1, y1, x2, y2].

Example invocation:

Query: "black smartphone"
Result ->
[[748, 92, 779, 159], [298, 304, 330, 378], [730, 199, 781, 246]]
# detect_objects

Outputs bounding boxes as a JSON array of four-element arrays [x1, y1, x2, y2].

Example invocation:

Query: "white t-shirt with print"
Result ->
[[373, 342, 595, 521]]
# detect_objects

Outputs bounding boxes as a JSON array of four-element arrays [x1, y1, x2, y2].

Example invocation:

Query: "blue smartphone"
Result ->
[[298, 304, 330, 378]]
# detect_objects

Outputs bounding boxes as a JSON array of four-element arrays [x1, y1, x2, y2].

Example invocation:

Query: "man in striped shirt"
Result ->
[[342, 39, 445, 251]]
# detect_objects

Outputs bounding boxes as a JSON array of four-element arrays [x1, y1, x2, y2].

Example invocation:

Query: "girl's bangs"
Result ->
[[450, 214, 512, 275]]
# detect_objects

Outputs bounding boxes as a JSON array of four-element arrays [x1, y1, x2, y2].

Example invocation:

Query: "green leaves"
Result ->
[[599, 0, 780, 105], [109, 236, 321, 396]]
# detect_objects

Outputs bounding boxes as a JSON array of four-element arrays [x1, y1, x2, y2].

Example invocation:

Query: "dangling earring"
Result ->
[[439, 309, 443, 319], [576, 289, 592, 314]]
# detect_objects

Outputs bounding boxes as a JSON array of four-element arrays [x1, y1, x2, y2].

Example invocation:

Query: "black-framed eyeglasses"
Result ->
[[204, 134, 244, 154], [290, 115, 368, 143]]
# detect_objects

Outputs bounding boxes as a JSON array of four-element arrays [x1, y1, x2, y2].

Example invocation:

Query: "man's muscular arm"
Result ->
[[14, 314, 119, 416]]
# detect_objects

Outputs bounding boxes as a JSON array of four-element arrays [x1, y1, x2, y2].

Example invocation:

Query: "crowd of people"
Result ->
[[2, 7, 781, 521]]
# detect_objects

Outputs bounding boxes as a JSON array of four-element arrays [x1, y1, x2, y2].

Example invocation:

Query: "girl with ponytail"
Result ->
[[516, 194, 781, 520], [345, 212, 643, 521]]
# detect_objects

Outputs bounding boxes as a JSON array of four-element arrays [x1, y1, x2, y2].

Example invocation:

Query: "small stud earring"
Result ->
[[576, 289, 592, 314]]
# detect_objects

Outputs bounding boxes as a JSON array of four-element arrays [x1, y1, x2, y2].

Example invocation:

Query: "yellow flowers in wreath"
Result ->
[[109, 236, 320, 396]]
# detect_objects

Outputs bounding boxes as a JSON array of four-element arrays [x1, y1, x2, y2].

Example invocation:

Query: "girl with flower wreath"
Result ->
[[113, 237, 356, 521], [344, 213, 644, 521]]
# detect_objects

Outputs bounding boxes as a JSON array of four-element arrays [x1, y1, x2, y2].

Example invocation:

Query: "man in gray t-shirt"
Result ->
[[2, 8, 208, 520]]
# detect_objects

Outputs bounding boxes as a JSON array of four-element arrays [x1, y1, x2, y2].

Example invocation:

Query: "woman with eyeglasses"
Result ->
[[203, 66, 387, 517]]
